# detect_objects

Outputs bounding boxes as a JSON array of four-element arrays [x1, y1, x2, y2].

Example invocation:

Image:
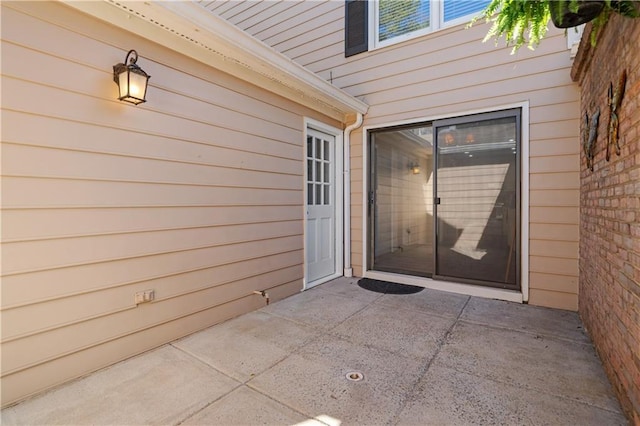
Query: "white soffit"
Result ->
[[62, 0, 368, 123]]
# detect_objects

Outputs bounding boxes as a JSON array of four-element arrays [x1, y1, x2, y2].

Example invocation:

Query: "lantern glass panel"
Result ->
[[129, 72, 147, 100], [117, 71, 129, 99]]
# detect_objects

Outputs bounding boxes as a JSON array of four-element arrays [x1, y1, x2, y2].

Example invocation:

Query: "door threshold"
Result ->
[[365, 270, 523, 303], [304, 272, 343, 291]]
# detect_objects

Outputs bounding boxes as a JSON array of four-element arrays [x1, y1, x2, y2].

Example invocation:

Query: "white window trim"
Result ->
[[369, 0, 486, 50], [360, 101, 530, 304]]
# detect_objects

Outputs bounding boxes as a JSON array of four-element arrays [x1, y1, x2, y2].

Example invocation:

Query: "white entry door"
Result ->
[[306, 128, 336, 286]]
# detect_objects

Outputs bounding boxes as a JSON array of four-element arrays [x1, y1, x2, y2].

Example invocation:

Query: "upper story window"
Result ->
[[377, 0, 431, 43], [344, 0, 489, 57], [374, 0, 490, 48]]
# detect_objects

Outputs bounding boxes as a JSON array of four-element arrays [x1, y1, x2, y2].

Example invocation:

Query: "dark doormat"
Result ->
[[357, 278, 424, 294]]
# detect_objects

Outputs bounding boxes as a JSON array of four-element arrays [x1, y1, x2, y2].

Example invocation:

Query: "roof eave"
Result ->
[[61, 0, 368, 123]]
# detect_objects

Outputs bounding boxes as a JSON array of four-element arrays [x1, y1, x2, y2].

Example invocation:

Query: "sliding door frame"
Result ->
[[361, 102, 529, 303]]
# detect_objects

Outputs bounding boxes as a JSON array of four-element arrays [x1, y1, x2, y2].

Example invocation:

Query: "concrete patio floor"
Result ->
[[1, 277, 627, 425]]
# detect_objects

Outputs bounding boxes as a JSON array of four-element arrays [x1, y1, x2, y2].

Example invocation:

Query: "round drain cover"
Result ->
[[346, 372, 364, 381]]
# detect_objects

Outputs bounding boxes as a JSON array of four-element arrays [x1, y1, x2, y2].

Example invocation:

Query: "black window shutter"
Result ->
[[345, 0, 368, 57]]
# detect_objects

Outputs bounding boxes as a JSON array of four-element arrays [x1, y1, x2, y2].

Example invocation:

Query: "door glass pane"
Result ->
[[324, 185, 330, 205], [307, 183, 314, 205], [370, 125, 434, 277], [435, 115, 518, 286], [315, 184, 322, 205]]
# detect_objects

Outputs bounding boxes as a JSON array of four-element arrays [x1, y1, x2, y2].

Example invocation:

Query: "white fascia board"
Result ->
[[62, 0, 368, 123]]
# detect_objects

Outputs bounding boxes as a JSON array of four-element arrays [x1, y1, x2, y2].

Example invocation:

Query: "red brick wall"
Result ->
[[572, 14, 640, 423]]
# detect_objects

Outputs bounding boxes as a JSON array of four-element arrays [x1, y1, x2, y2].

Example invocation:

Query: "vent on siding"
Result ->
[[345, 0, 368, 57]]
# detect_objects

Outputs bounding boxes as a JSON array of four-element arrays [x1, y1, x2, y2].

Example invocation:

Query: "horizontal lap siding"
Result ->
[[218, 2, 581, 310], [0, 2, 340, 406], [206, 0, 344, 82]]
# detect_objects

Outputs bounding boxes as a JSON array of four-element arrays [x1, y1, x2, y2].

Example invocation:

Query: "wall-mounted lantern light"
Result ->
[[113, 50, 150, 105], [409, 162, 421, 175]]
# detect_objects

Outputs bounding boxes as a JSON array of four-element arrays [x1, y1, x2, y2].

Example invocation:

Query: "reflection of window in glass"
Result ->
[[437, 118, 516, 150]]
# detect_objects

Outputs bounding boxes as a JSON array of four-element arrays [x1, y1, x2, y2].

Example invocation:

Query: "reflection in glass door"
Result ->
[[434, 110, 520, 288], [368, 109, 520, 290], [370, 125, 434, 277]]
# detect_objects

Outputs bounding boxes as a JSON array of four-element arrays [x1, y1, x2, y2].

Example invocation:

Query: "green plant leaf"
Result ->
[[471, 0, 551, 53], [471, 0, 638, 52]]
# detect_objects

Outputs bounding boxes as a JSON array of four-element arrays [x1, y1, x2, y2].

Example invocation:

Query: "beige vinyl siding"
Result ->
[[217, 2, 581, 310], [0, 1, 340, 407], [203, 0, 344, 78]]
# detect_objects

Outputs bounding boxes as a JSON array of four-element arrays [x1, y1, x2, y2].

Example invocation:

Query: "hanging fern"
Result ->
[[470, 0, 639, 53], [470, 0, 551, 53]]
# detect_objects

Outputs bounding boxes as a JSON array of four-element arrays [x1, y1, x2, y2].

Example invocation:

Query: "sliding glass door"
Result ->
[[369, 109, 520, 289]]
